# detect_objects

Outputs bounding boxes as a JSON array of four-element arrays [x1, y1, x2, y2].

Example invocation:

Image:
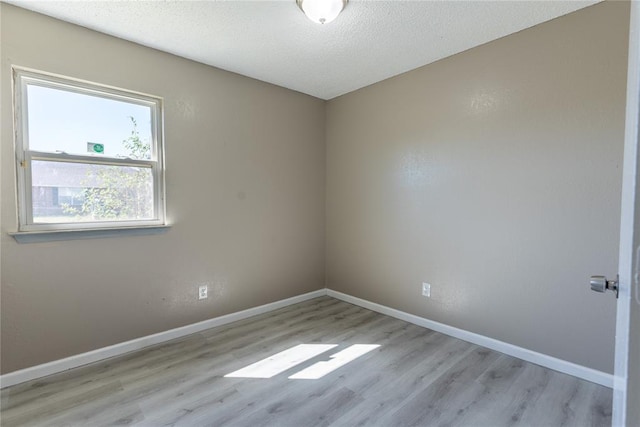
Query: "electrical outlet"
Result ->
[[422, 282, 431, 298], [198, 285, 208, 300]]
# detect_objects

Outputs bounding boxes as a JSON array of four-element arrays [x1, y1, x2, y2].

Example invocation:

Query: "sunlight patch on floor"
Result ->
[[225, 343, 380, 380], [224, 344, 337, 378], [289, 344, 380, 380]]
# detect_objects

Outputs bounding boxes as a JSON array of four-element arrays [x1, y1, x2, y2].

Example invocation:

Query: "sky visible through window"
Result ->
[[27, 84, 152, 159]]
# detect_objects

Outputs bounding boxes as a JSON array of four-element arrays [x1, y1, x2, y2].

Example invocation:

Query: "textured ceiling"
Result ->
[[5, 0, 600, 100]]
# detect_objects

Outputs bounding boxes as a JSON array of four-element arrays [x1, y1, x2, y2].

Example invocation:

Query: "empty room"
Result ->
[[1, 0, 639, 426]]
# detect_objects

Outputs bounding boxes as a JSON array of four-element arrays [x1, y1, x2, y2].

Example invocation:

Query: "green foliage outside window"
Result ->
[[62, 117, 153, 221]]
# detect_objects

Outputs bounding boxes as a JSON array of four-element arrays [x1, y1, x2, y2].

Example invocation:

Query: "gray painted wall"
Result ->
[[326, 1, 628, 374], [0, 4, 326, 374]]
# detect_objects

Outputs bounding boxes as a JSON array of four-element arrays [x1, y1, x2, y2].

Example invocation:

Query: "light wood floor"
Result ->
[[0, 296, 612, 426]]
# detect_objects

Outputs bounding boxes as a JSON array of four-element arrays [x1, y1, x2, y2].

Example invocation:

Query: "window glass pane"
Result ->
[[27, 84, 153, 159], [32, 160, 154, 223]]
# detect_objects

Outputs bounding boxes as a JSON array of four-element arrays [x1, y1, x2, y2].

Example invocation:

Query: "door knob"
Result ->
[[590, 275, 619, 298]]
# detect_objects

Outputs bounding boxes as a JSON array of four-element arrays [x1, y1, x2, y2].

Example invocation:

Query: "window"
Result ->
[[13, 68, 166, 233]]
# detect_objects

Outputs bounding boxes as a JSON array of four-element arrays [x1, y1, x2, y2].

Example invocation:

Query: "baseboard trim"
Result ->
[[326, 289, 613, 388], [0, 289, 327, 389], [1, 288, 613, 389]]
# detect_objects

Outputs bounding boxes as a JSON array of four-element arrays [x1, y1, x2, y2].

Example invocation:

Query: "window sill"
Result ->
[[9, 225, 171, 243]]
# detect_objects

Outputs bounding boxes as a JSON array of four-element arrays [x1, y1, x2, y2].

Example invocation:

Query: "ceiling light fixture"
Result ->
[[296, 0, 348, 25]]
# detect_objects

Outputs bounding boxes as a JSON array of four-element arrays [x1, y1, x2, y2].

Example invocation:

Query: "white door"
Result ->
[[613, 1, 640, 425]]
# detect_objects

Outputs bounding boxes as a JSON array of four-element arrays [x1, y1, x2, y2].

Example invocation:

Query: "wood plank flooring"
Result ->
[[0, 296, 612, 426]]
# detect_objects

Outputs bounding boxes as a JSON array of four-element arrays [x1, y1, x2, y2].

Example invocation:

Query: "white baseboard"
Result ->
[[1, 287, 613, 389], [0, 289, 327, 389], [326, 289, 614, 388]]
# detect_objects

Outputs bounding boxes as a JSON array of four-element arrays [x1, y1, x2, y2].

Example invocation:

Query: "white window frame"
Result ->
[[13, 67, 167, 233]]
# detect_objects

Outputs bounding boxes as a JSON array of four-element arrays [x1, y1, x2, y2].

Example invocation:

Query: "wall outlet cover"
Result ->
[[422, 283, 431, 298], [198, 285, 208, 300]]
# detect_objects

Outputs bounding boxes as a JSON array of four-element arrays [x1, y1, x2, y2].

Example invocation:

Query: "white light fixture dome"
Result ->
[[296, 0, 348, 25]]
